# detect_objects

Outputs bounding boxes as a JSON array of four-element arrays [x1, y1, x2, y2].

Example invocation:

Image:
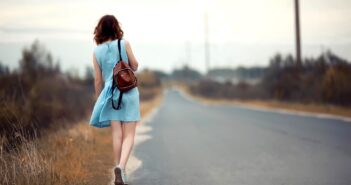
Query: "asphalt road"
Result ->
[[130, 89, 351, 185]]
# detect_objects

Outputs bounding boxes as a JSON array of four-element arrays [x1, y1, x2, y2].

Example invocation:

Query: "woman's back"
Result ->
[[94, 39, 128, 82]]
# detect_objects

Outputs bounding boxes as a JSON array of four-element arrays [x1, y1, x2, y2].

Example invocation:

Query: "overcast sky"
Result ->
[[0, 0, 350, 73]]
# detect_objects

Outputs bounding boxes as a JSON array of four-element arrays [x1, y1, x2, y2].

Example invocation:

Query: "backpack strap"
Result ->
[[112, 86, 123, 110], [111, 39, 123, 110], [117, 39, 122, 61]]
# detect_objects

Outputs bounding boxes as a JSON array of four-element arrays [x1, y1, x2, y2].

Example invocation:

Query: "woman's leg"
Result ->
[[119, 122, 137, 169], [111, 121, 123, 165]]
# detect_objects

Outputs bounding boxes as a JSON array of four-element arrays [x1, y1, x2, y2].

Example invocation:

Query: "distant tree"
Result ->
[[208, 68, 236, 79], [260, 51, 351, 105], [171, 65, 202, 81], [19, 40, 59, 81], [263, 53, 301, 99], [137, 69, 161, 88], [152, 69, 169, 80], [55, 61, 61, 74], [65, 68, 80, 80], [0, 62, 10, 76], [84, 66, 94, 83], [322, 60, 351, 105]]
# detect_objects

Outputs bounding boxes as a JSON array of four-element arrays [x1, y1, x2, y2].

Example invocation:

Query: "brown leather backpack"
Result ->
[[111, 39, 138, 110]]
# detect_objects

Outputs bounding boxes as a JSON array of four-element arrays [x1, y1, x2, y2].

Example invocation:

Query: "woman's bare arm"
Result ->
[[93, 53, 103, 98], [125, 40, 139, 71]]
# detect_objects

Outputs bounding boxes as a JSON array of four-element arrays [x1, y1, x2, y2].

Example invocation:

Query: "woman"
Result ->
[[89, 14, 140, 185]]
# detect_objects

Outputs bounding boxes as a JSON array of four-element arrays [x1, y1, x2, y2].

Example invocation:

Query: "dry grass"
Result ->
[[0, 88, 163, 185], [0, 121, 97, 185], [177, 83, 351, 119], [139, 88, 163, 124], [0, 131, 56, 185]]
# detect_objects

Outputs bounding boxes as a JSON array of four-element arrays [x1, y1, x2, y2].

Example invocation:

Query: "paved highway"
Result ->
[[130, 89, 351, 185]]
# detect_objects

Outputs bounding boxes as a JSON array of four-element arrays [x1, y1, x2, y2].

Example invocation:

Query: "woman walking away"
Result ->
[[89, 14, 141, 185]]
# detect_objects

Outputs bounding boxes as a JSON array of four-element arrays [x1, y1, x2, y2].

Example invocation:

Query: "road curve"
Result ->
[[130, 89, 351, 185]]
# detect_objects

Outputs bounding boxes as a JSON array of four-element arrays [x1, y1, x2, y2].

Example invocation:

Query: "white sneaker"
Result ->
[[121, 168, 129, 185]]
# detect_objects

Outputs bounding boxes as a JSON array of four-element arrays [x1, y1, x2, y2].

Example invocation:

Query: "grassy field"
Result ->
[[177, 83, 351, 119], [0, 90, 163, 185]]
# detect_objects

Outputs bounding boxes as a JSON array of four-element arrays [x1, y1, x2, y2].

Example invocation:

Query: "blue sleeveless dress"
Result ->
[[89, 39, 141, 128]]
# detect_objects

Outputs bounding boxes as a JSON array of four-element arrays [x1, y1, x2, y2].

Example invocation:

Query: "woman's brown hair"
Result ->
[[94, 15, 124, 44]]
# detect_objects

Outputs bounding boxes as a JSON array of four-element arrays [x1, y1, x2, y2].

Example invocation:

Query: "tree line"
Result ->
[[187, 51, 351, 106]]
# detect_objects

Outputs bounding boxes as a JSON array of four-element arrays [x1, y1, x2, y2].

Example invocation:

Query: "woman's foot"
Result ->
[[114, 166, 123, 185], [114, 166, 128, 185]]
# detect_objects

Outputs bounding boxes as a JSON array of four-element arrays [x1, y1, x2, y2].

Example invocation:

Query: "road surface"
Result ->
[[130, 89, 351, 185]]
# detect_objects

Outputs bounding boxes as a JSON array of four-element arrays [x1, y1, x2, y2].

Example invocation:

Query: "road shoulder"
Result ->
[[176, 85, 351, 122]]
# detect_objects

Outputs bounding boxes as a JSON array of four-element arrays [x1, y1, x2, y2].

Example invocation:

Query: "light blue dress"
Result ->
[[89, 39, 141, 128]]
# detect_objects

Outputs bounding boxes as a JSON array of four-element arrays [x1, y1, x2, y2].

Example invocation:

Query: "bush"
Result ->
[[190, 79, 267, 100], [322, 65, 351, 105], [137, 69, 162, 101], [0, 41, 93, 149], [261, 51, 351, 105]]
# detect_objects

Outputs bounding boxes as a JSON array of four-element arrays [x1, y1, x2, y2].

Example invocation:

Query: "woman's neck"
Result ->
[[101, 39, 114, 44]]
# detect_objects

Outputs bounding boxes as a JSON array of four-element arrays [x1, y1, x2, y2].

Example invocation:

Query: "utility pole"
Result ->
[[204, 11, 210, 75], [294, 0, 302, 68]]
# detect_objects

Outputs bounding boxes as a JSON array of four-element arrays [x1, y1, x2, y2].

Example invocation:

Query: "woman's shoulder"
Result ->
[[123, 39, 131, 47], [115, 39, 130, 50], [123, 39, 132, 51]]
